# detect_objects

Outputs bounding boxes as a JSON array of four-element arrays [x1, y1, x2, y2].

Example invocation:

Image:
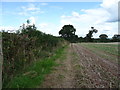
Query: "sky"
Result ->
[[0, 0, 119, 38]]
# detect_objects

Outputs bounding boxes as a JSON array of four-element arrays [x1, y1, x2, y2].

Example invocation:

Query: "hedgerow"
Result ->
[[2, 22, 67, 87]]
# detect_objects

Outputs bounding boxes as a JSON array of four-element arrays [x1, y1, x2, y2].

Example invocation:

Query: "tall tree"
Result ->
[[99, 34, 108, 39], [59, 25, 76, 37], [112, 34, 120, 42], [85, 27, 98, 42], [59, 24, 77, 42], [99, 34, 108, 42]]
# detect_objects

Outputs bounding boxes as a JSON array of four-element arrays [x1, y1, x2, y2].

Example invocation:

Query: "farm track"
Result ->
[[40, 43, 119, 88]]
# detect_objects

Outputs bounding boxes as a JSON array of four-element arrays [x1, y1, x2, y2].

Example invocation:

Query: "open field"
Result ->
[[80, 43, 119, 62], [80, 43, 119, 63], [40, 43, 119, 88]]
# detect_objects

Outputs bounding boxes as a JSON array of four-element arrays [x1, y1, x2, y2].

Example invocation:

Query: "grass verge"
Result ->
[[5, 45, 67, 88]]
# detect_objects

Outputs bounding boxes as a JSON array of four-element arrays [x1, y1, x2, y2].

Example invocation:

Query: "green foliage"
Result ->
[[99, 34, 108, 42], [6, 45, 66, 88], [85, 27, 98, 42], [59, 25, 76, 38], [112, 34, 120, 42], [2, 21, 67, 87], [59, 24, 78, 43]]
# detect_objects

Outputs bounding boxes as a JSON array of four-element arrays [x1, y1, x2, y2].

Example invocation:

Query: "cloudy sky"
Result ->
[[0, 0, 119, 38]]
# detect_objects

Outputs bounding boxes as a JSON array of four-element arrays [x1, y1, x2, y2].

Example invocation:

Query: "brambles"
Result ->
[[2, 21, 66, 87]]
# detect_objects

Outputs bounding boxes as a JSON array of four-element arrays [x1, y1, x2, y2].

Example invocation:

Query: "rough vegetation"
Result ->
[[2, 20, 67, 88]]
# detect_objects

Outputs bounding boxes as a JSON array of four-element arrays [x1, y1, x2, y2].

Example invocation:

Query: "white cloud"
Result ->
[[50, 6, 63, 10], [18, 3, 44, 16], [0, 26, 18, 32], [29, 17, 36, 24], [3, 0, 119, 38], [21, 3, 39, 11], [40, 3, 48, 6], [60, 0, 119, 38], [38, 23, 59, 36], [101, 0, 119, 9], [72, 12, 80, 17], [39, 23, 48, 28], [100, 0, 119, 22]]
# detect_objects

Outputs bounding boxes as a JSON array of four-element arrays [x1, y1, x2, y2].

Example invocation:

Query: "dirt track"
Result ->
[[40, 43, 119, 88]]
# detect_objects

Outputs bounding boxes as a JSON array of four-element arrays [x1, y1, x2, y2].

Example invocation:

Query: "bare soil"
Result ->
[[39, 43, 119, 88]]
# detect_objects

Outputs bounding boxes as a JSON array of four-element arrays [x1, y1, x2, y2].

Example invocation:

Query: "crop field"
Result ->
[[80, 43, 119, 62]]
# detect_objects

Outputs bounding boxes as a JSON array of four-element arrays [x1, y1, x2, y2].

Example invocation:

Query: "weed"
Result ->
[[5, 46, 67, 88]]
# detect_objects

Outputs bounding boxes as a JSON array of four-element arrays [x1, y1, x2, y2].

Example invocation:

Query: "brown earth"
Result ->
[[39, 43, 119, 88]]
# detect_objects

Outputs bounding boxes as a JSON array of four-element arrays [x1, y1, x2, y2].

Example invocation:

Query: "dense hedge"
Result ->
[[2, 29, 67, 87]]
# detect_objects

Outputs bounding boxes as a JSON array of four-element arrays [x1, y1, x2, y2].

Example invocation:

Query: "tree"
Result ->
[[27, 19, 30, 25], [21, 20, 37, 35], [85, 27, 98, 42], [59, 24, 76, 42], [99, 34, 108, 42], [99, 34, 108, 39], [112, 34, 120, 42], [79, 37, 84, 42]]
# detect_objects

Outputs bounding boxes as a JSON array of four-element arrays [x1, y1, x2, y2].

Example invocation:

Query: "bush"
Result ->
[[2, 28, 66, 87]]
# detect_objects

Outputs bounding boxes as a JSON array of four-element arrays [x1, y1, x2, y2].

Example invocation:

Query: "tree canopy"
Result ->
[[59, 25, 76, 37], [59, 24, 78, 42], [99, 34, 108, 39], [99, 34, 108, 42], [112, 34, 120, 42], [85, 27, 98, 42]]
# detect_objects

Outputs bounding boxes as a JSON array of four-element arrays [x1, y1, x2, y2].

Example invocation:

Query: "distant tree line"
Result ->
[[59, 25, 120, 43]]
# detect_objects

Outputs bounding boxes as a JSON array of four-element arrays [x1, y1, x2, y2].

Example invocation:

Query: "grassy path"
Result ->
[[40, 44, 76, 88]]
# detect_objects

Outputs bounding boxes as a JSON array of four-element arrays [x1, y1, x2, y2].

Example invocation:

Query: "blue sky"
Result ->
[[2, 2, 101, 26], [1, 0, 119, 38]]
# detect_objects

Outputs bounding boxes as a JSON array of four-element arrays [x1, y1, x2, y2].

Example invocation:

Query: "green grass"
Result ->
[[80, 43, 119, 62], [81, 43, 118, 56], [5, 46, 67, 88]]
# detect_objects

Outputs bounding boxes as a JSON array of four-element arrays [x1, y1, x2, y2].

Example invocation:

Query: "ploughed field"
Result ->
[[40, 43, 119, 88]]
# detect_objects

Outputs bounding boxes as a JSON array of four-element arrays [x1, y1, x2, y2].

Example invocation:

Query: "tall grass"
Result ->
[[5, 46, 67, 88]]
